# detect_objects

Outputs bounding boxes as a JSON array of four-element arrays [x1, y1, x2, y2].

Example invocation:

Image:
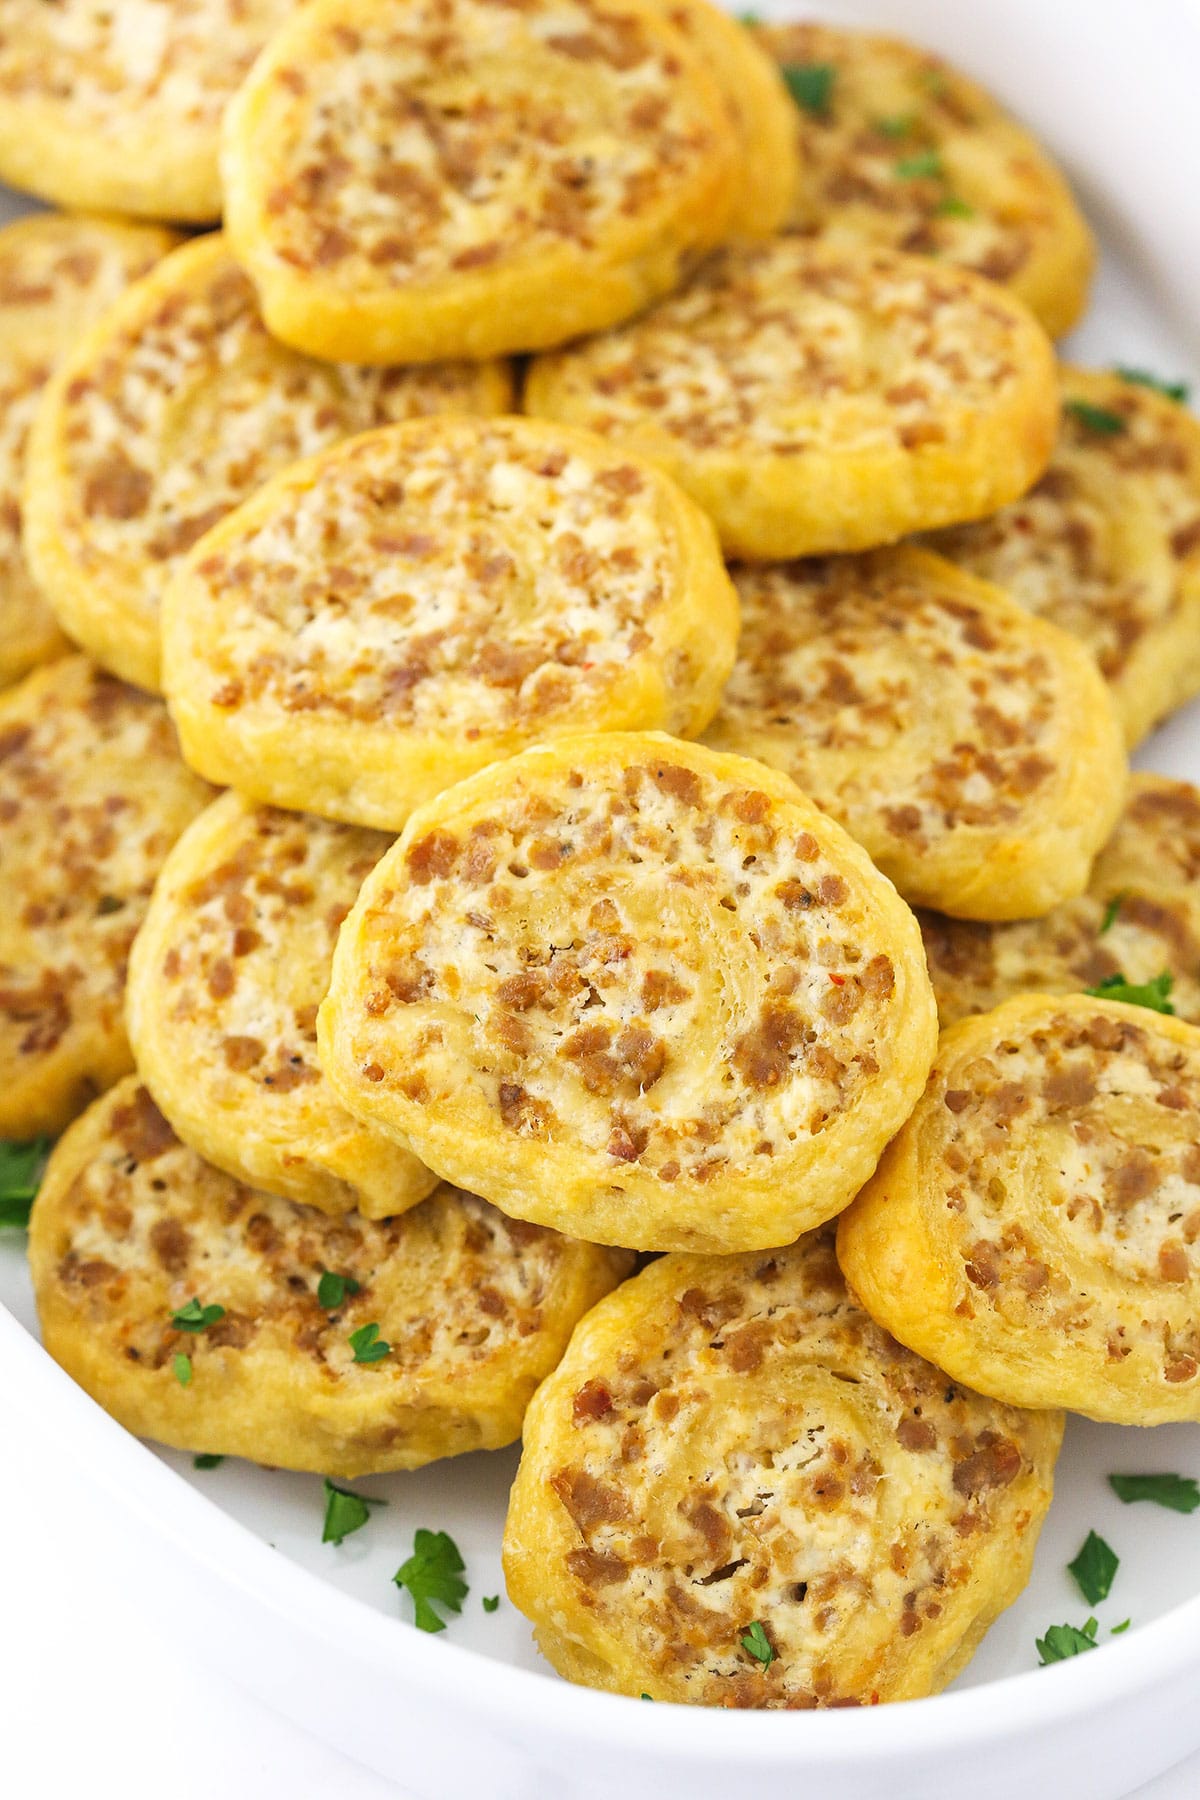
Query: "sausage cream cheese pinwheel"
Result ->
[[0, 656, 213, 1138], [161, 417, 737, 830], [525, 240, 1058, 560], [921, 774, 1200, 1028], [127, 792, 436, 1221], [503, 1231, 1062, 1706], [221, 0, 739, 363], [29, 1077, 633, 1477], [0, 0, 291, 221], [318, 732, 938, 1253], [0, 211, 176, 687], [753, 20, 1094, 338], [928, 369, 1200, 747], [702, 546, 1126, 920], [24, 235, 514, 694], [838, 993, 1200, 1423]]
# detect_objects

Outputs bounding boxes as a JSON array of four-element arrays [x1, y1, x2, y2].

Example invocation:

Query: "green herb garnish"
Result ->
[[322, 1476, 387, 1546], [1084, 971, 1175, 1014], [170, 1297, 226, 1334], [173, 1353, 193, 1387], [393, 1528, 468, 1633], [193, 1453, 224, 1470], [782, 63, 835, 117], [0, 1137, 52, 1229], [895, 149, 944, 179], [641, 1692, 654, 1701], [1037, 1617, 1099, 1664], [1068, 1530, 1119, 1605], [348, 1321, 390, 1364], [876, 111, 916, 139], [482, 1594, 500, 1613], [1099, 891, 1128, 934], [740, 1620, 776, 1667], [935, 195, 974, 218], [1111, 1619, 1132, 1635], [1115, 367, 1191, 404], [1064, 399, 1127, 436], [317, 1268, 362, 1310], [1109, 1472, 1200, 1514]]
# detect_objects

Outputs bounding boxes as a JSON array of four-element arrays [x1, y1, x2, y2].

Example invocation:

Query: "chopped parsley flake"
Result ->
[[170, 1297, 226, 1333], [322, 1477, 387, 1546], [1068, 1530, 1119, 1605], [482, 1594, 500, 1613], [740, 1620, 775, 1667], [1084, 971, 1175, 1014], [348, 1321, 390, 1364], [193, 1453, 224, 1470], [1115, 367, 1191, 404], [877, 111, 916, 138], [0, 1137, 53, 1229], [173, 1353, 193, 1387], [1037, 1617, 1099, 1664], [1064, 399, 1127, 436], [935, 195, 974, 218], [1099, 891, 1128, 934], [1111, 1619, 1132, 1635], [1109, 1472, 1200, 1513], [393, 1528, 468, 1632], [317, 1269, 361, 1310], [640, 1692, 653, 1701], [782, 62, 835, 117], [895, 149, 944, 179]]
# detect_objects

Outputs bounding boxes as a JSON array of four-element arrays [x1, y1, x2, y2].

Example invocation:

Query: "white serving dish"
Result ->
[[3, 0, 1200, 1793]]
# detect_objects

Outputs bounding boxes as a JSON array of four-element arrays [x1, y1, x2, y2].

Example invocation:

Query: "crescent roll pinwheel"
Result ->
[[503, 1231, 1062, 1706], [161, 416, 738, 830], [318, 732, 938, 1253], [838, 993, 1200, 1424], [29, 1077, 633, 1477], [126, 792, 436, 1221], [702, 546, 1126, 919]]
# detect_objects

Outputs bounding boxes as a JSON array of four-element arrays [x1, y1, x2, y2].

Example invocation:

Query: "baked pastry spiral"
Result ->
[[161, 417, 737, 830], [702, 546, 1126, 919], [127, 791, 436, 1221], [838, 993, 1200, 1423], [504, 1230, 1062, 1705], [319, 732, 937, 1253], [525, 240, 1058, 559], [29, 1077, 633, 1477]]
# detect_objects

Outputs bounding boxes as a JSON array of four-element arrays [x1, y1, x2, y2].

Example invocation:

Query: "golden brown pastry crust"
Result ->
[[504, 1231, 1062, 1705], [754, 20, 1094, 338], [126, 792, 436, 1221], [702, 547, 1126, 919], [23, 233, 515, 694], [221, 0, 739, 362], [0, 656, 212, 1138], [838, 994, 1200, 1423], [927, 369, 1200, 748], [161, 417, 738, 829], [921, 774, 1200, 1028], [525, 240, 1058, 559], [319, 731, 938, 1253], [30, 1077, 634, 1476]]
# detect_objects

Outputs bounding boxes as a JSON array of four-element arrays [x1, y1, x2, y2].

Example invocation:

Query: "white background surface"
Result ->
[[0, 1461, 1195, 1800]]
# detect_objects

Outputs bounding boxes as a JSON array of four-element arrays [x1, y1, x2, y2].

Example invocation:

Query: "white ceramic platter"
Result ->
[[3, 0, 1200, 1794]]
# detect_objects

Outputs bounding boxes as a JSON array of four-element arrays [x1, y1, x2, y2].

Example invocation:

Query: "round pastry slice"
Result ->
[[702, 547, 1126, 920], [927, 368, 1200, 748], [221, 0, 739, 363], [525, 240, 1058, 559], [0, 0, 291, 221], [0, 212, 177, 687], [838, 993, 1200, 1424], [161, 417, 738, 829], [753, 20, 1094, 338], [0, 655, 213, 1138], [319, 732, 938, 1254], [127, 791, 437, 1221], [503, 1231, 1063, 1705], [29, 1077, 634, 1477], [651, 0, 799, 238], [23, 234, 516, 694], [921, 774, 1200, 1028]]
